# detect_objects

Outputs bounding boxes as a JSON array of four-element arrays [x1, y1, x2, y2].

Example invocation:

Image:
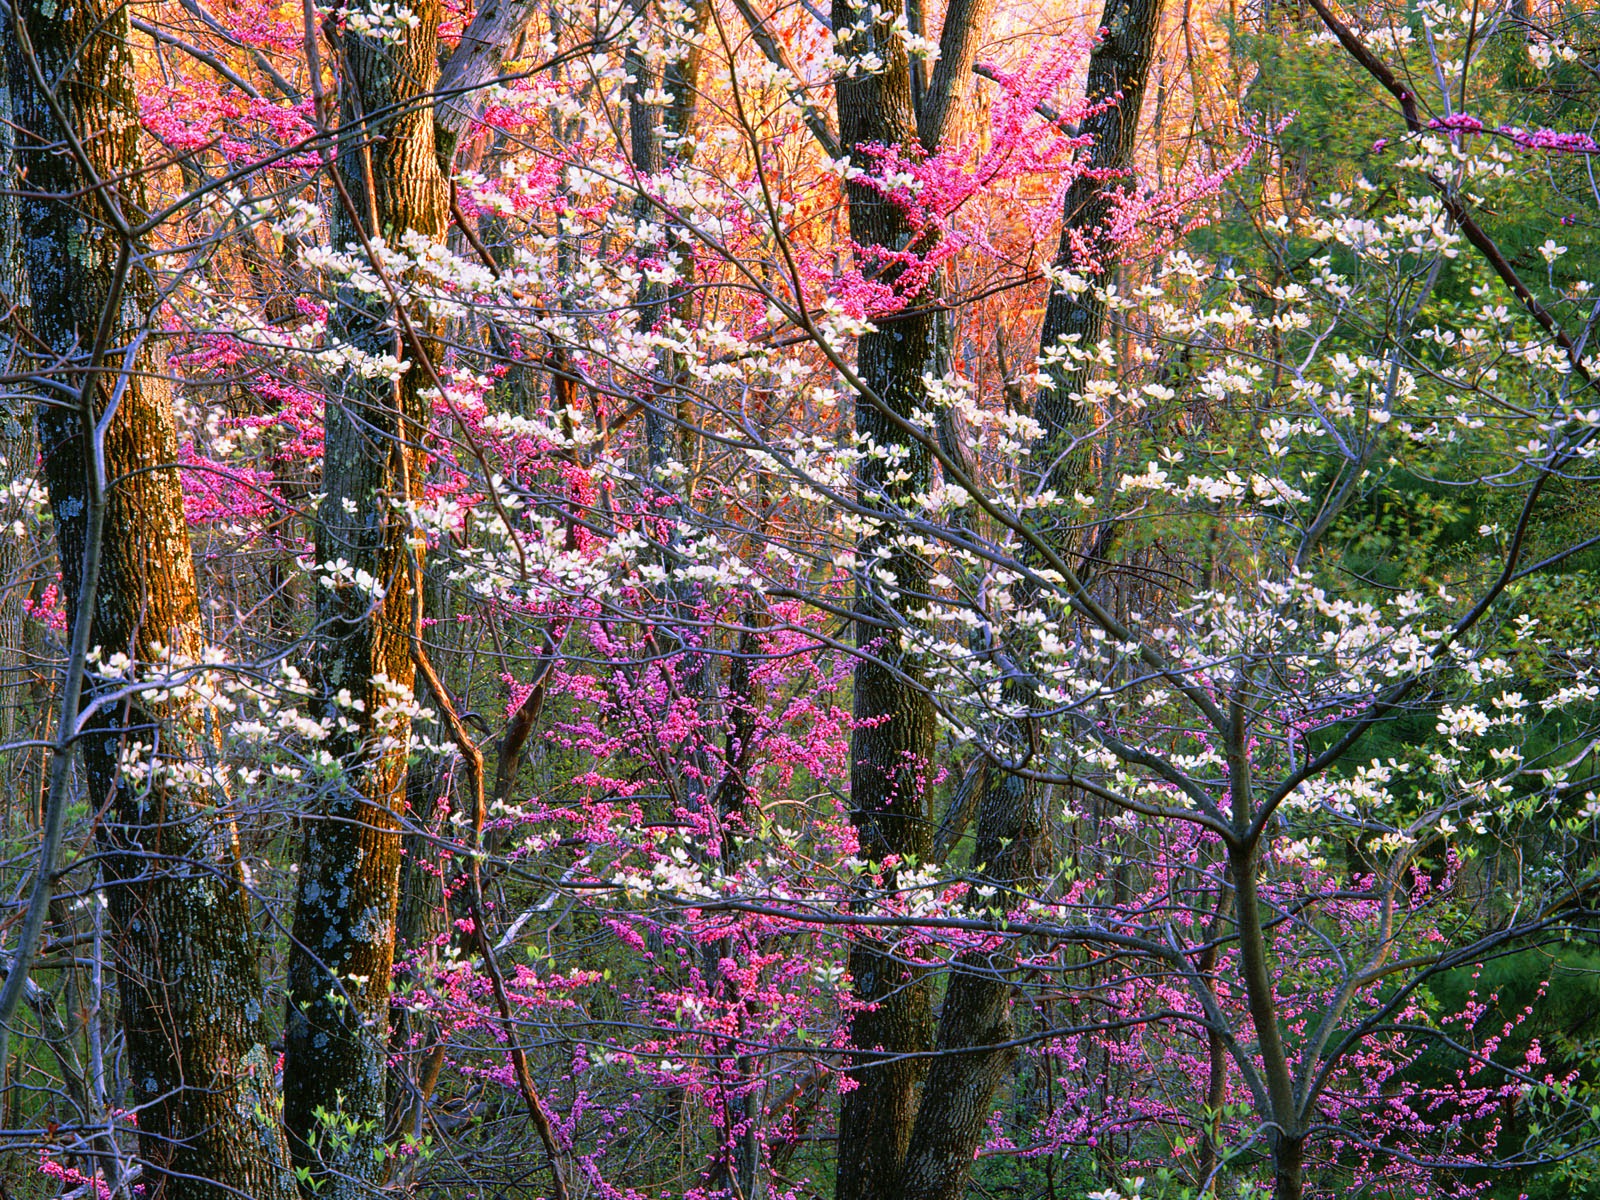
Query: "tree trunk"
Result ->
[[830, 5, 940, 1198], [892, 4, 1167, 1195], [435, 0, 547, 158], [899, 758, 1045, 1200], [829, 0, 1019, 1187], [1274, 1132, 1305, 1200], [1230, 840, 1302, 1200], [1035, 0, 1166, 463], [5, 6, 297, 1197], [0, 43, 29, 755], [1196, 877, 1236, 1193], [281, 6, 449, 1194]]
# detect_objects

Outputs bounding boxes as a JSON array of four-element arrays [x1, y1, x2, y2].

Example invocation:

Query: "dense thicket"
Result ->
[[0, 1, 1598, 1198]]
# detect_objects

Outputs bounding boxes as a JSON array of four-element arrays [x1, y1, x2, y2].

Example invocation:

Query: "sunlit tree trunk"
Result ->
[[4, 5, 297, 1197], [281, 5, 448, 1193]]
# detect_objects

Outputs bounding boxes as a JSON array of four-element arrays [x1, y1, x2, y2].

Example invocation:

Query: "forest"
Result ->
[[0, 0, 1597, 1195]]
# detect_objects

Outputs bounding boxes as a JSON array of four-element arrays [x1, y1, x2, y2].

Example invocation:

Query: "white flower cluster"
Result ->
[[318, 0, 421, 43]]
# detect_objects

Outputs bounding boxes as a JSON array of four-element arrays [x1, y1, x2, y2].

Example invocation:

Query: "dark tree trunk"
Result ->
[[1230, 839, 1302, 1200], [281, 6, 449, 1194], [895, 3, 1166, 1195], [828, 0, 1020, 1186], [830, 5, 940, 1197], [5, 6, 296, 1197], [1196, 881, 1235, 1192], [1036, 0, 1166, 460], [899, 759, 1046, 1200], [1274, 1132, 1305, 1200]]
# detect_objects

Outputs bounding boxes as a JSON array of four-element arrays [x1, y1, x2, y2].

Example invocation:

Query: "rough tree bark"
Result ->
[[0, 45, 28, 753], [435, 0, 546, 155], [1036, 0, 1165, 452], [828, 0, 970, 1192], [4, 5, 297, 1197], [281, 3, 449, 1193]]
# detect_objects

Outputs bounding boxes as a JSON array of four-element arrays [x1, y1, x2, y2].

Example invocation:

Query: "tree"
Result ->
[[894, 5, 1168, 1197], [2, 3, 297, 1196], [828, 0, 944, 1188], [280, 0, 450, 1190]]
